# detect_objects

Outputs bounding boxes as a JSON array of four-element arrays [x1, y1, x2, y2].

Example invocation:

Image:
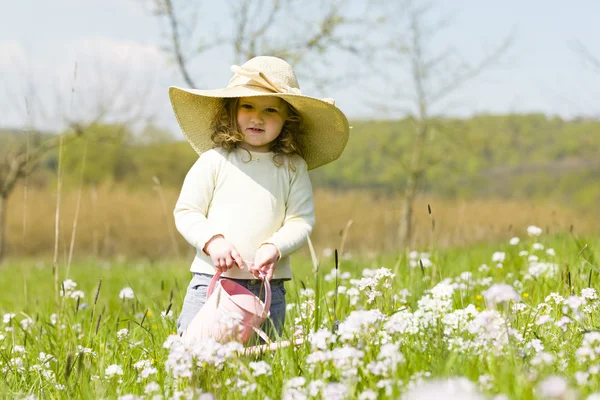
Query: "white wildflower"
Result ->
[[509, 237, 520, 245], [402, 377, 485, 400], [527, 225, 543, 237], [117, 329, 129, 341], [536, 375, 571, 399], [145, 382, 161, 394], [482, 284, 519, 308], [582, 288, 598, 300], [105, 364, 124, 378], [249, 361, 272, 377], [532, 243, 544, 251], [119, 287, 135, 300], [491, 252, 505, 263], [546, 248, 556, 256], [3, 313, 15, 324]]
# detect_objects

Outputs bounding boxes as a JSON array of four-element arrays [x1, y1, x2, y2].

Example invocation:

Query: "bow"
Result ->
[[229, 65, 336, 105], [230, 65, 302, 95]]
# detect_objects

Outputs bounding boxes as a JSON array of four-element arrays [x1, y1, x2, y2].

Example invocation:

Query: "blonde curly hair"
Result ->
[[210, 97, 304, 167]]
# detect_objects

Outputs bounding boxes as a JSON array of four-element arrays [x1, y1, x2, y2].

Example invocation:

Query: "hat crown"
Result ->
[[228, 56, 300, 92]]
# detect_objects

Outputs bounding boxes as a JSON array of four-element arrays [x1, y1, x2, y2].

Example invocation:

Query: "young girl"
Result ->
[[169, 56, 349, 338]]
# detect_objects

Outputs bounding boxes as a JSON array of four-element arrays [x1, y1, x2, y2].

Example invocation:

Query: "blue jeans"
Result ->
[[177, 273, 287, 340]]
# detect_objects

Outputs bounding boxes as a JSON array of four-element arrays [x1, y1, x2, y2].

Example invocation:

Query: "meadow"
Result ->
[[1, 226, 600, 399]]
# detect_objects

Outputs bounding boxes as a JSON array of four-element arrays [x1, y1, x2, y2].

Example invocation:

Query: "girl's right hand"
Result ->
[[204, 235, 245, 273]]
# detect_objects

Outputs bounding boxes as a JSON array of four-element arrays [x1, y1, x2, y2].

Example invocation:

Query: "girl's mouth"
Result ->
[[247, 128, 264, 133]]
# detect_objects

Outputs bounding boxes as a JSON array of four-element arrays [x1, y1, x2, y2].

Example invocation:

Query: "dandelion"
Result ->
[[105, 364, 124, 378], [482, 284, 520, 308], [509, 237, 520, 245], [527, 225, 543, 237], [119, 287, 135, 300]]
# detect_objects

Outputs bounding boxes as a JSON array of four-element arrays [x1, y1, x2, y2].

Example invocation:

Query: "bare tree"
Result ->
[[369, 0, 513, 248], [148, 0, 376, 90], [0, 127, 87, 263], [570, 40, 600, 72]]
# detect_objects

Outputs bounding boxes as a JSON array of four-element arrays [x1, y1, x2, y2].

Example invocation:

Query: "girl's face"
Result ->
[[236, 96, 286, 153]]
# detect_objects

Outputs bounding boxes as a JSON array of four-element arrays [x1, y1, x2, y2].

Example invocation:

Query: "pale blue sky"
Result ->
[[1, 0, 599, 134]]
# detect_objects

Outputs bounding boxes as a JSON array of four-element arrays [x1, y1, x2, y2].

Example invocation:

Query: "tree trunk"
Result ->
[[0, 194, 6, 264], [399, 120, 427, 249]]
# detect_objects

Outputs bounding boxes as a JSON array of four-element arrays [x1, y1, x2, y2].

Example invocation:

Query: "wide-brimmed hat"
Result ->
[[169, 56, 349, 170]]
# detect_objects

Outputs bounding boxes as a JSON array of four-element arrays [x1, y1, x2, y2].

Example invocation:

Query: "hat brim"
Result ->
[[169, 85, 349, 170]]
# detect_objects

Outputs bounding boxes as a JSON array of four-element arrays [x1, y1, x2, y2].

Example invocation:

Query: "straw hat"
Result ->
[[169, 56, 349, 170]]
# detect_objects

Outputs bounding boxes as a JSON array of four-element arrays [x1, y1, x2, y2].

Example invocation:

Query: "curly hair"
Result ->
[[210, 97, 304, 168]]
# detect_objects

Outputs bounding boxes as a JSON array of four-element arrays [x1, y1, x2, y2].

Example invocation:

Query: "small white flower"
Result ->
[[527, 225, 543, 237], [532, 243, 544, 251], [145, 382, 161, 394], [478, 264, 490, 272], [546, 248, 556, 256], [509, 237, 520, 245], [70, 290, 85, 299], [519, 251, 529, 257], [582, 288, 598, 300], [105, 364, 124, 378], [3, 313, 15, 324], [249, 361, 272, 377], [119, 287, 135, 300], [322, 248, 333, 257], [117, 329, 129, 340], [482, 284, 520, 307], [491, 252, 506, 263], [161, 310, 174, 319], [536, 375, 569, 399]]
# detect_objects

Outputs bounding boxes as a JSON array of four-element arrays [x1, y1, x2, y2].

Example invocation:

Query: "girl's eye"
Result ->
[[266, 108, 278, 113], [240, 104, 253, 109]]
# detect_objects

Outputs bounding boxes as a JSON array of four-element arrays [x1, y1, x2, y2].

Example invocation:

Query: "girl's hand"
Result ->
[[249, 244, 280, 281], [204, 235, 244, 273]]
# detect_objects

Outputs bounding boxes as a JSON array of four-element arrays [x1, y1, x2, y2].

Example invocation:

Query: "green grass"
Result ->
[[0, 232, 599, 399]]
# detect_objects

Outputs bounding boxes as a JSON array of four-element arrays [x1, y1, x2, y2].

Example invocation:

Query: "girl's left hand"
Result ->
[[249, 244, 280, 281]]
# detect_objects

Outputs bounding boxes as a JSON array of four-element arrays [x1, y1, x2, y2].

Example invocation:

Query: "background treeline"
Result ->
[[4, 113, 599, 209], [2, 113, 599, 259]]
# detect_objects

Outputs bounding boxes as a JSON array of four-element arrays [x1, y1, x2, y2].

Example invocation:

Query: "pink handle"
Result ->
[[207, 272, 271, 318]]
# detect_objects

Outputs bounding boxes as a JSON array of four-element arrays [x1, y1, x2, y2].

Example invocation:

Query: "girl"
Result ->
[[169, 56, 349, 338]]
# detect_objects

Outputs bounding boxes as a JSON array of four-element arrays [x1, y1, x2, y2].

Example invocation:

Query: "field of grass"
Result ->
[[1, 229, 600, 399]]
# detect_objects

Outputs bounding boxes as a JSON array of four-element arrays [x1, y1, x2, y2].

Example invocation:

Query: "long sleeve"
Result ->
[[262, 159, 315, 258], [174, 151, 223, 252]]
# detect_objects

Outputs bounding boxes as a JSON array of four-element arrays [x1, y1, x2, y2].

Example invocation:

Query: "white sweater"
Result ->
[[174, 147, 315, 280]]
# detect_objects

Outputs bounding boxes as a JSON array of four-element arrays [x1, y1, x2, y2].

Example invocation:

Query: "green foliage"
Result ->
[[17, 114, 600, 207]]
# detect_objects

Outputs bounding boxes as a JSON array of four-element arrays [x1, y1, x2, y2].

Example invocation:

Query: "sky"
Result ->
[[1, 0, 600, 136]]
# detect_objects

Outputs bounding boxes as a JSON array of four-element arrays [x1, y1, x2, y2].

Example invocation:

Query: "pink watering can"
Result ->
[[183, 272, 271, 345]]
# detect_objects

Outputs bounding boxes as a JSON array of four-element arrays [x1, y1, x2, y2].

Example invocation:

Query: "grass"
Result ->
[[1, 231, 599, 399]]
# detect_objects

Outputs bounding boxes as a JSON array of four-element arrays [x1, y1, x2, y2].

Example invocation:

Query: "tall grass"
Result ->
[[5, 184, 596, 260]]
